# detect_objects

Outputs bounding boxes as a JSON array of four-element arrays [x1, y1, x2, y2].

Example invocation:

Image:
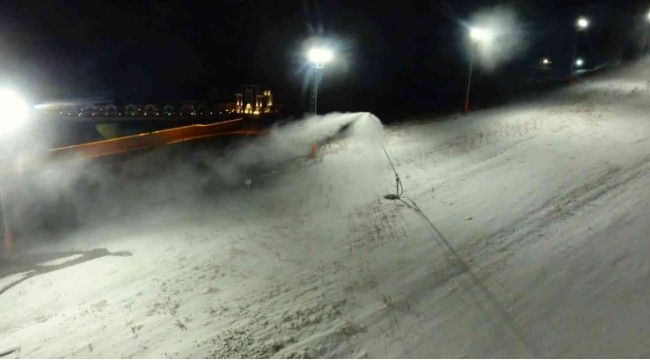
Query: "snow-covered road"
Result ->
[[3, 60, 650, 358]]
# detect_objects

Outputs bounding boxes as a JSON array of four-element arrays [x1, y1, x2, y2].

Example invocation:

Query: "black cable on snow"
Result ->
[[380, 142, 540, 357], [382, 145, 403, 200]]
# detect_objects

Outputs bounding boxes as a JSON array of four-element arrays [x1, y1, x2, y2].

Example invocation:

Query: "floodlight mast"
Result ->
[[0, 182, 11, 258], [312, 67, 321, 115], [464, 43, 476, 113], [643, 11, 650, 56], [570, 16, 589, 81], [464, 27, 490, 113], [307, 47, 334, 115]]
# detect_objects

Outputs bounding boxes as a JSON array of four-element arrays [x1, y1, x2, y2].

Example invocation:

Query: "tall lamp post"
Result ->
[[464, 27, 491, 113], [0, 183, 11, 258], [570, 16, 589, 81], [0, 89, 29, 259], [307, 46, 334, 115], [642, 11, 650, 56]]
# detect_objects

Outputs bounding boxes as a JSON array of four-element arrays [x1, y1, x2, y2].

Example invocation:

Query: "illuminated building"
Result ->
[[235, 93, 243, 113], [234, 84, 273, 114]]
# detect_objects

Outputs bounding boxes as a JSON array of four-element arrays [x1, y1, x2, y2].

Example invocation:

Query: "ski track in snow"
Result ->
[[4, 60, 650, 357]]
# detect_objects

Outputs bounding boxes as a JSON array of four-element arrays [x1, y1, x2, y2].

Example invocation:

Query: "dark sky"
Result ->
[[0, 0, 648, 118]]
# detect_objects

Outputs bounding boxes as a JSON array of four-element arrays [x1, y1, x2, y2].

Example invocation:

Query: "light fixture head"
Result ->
[[0, 89, 29, 136], [577, 17, 589, 30], [469, 27, 491, 42], [307, 47, 334, 66]]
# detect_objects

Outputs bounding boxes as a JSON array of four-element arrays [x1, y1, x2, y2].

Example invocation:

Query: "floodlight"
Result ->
[[0, 89, 28, 135], [307, 47, 334, 66], [577, 17, 589, 30], [469, 27, 491, 42]]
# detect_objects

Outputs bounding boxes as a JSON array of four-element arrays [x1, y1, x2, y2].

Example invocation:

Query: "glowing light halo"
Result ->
[[577, 17, 589, 30], [0, 89, 29, 136], [307, 47, 334, 66]]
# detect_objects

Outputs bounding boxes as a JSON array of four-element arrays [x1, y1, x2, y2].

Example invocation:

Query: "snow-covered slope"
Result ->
[[4, 59, 650, 358]]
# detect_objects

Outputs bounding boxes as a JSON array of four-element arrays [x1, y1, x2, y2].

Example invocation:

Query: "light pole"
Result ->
[[570, 16, 589, 81], [0, 88, 29, 258], [307, 46, 333, 115], [464, 27, 491, 113], [0, 181, 11, 258], [642, 11, 650, 56]]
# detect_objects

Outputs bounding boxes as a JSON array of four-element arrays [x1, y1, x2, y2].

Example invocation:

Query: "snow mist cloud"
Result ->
[[3, 112, 388, 243]]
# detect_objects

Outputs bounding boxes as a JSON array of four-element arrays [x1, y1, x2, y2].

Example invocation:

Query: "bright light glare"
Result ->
[[307, 47, 334, 65], [577, 17, 589, 30], [575, 58, 584, 67], [0, 89, 28, 135], [469, 27, 491, 41], [541, 58, 551, 65], [646, 11, 650, 22]]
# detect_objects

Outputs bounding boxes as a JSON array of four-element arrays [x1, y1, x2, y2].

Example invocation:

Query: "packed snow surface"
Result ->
[[4, 60, 650, 357]]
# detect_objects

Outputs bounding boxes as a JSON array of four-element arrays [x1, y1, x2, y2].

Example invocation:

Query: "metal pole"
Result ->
[[643, 24, 649, 57], [312, 64, 323, 115], [0, 181, 9, 233], [0, 179, 13, 258], [314, 67, 318, 114], [464, 44, 475, 113], [570, 31, 578, 82]]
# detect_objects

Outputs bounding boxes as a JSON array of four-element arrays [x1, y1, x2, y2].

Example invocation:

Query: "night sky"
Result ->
[[0, 0, 648, 118]]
